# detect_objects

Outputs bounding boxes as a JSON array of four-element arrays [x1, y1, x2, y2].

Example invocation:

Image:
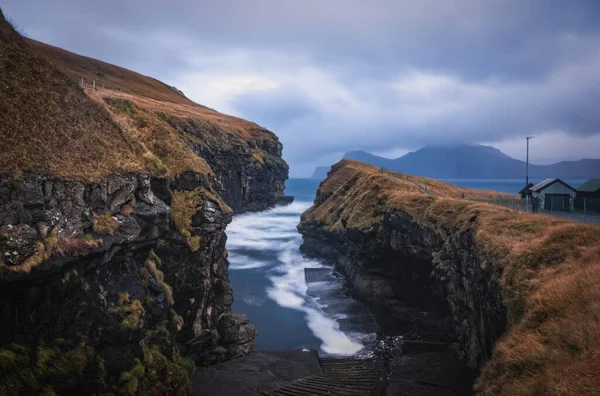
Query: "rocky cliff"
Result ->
[[0, 10, 287, 395], [298, 160, 600, 396]]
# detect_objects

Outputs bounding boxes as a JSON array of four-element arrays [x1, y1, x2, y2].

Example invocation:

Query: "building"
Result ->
[[530, 178, 577, 212], [576, 179, 600, 198], [518, 183, 534, 199], [575, 179, 600, 213]]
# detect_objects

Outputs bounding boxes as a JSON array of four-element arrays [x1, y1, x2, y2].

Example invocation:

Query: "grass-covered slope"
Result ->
[[1, 10, 286, 192], [302, 159, 600, 396], [0, 10, 148, 181], [29, 39, 194, 105]]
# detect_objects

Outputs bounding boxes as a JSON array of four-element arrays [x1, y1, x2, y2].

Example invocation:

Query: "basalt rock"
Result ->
[[299, 210, 506, 369], [0, 167, 285, 392], [297, 161, 507, 371]]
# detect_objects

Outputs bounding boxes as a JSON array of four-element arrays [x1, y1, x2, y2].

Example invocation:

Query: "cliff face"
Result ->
[[299, 160, 600, 396], [298, 165, 506, 367], [0, 11, 287, 395]]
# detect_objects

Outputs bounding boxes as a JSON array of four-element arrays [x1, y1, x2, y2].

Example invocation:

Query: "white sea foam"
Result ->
[[266, 241, 365, 355], [228, 257, 268, 270], [226, 200, 370, 356]]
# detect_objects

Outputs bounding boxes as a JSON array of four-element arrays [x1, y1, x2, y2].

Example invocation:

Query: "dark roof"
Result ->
[[577, 179, 600, 192], [518, 183, 534, 194], [530, 178, 576, 193]]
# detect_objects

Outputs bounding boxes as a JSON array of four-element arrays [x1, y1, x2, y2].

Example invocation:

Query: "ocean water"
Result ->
[[227, 177, 587, 356], [228, 179, 376, 356]]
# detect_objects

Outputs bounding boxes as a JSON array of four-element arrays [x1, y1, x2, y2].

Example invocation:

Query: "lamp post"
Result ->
[[526, 136, 534, 212]]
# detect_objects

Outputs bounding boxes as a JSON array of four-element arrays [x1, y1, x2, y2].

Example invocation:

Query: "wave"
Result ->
[[226, 200, 373, 356], [228, 257, 269, 270], [266, 242, 365, 355]]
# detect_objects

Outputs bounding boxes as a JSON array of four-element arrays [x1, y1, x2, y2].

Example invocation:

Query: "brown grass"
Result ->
[[99, 94, 212, 178], [29, 39, 195, 105], [170, 188, 231, 251], [93, 213, 119, 236], [1, 11, 284, 183], [144, 252, 173, 306], [305, 159, 600, 396], [0, 12, 148, 181]]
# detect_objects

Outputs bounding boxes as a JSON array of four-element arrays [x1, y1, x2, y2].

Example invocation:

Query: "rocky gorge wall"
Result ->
[[299, 204, 506, 369], [298, 160, 600, 396], [0, 164, 285, 394]]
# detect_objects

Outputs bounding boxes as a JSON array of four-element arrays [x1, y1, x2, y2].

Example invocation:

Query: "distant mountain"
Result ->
[[312, 145, 600, 179], [311, 166, 332, 179]]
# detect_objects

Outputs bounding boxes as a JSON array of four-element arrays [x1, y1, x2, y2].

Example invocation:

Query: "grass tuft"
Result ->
[[93, 213, 119, 236]]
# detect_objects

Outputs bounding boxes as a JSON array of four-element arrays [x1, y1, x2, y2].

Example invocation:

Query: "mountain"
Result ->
[[311, 166, 331, 179], [312, 145, 600, 179]]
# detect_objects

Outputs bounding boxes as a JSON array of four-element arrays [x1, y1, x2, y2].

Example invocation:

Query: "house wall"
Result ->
[[532, 183, 576, 212], [577, 191, 600, 199], [541, 183, 577, 196]]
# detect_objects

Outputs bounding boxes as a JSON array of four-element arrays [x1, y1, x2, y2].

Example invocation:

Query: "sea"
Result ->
[[227, 178, 587, 356]]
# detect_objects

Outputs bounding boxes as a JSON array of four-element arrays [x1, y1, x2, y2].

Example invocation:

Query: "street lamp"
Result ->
[[526, 136, 534, 212]]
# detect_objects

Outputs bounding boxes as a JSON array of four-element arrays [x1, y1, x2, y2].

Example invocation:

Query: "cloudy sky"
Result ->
[[3, 0, 600, 176]]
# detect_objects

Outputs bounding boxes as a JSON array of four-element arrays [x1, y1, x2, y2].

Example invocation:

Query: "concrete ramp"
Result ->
[[273, 357, 382, 396]]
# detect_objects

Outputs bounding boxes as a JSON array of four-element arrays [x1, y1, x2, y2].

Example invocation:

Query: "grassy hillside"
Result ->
[[1, 10, 283, 185], [0, 10, 148, 181], [304, 159, 600, 396], [29, 39, 194, 105]]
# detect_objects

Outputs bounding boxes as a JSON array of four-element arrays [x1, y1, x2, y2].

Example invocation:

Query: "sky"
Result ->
[[3, 0, 600, 177]]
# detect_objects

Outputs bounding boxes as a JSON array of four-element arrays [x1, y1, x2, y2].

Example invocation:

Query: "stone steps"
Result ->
[[272, 357, 383, 396]]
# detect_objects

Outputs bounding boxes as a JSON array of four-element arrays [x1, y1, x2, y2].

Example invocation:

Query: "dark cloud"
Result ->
[[2, 0, 599, 176]]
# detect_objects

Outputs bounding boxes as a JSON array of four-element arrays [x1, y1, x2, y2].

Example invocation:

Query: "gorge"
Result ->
[[2, 5, 600, 395]]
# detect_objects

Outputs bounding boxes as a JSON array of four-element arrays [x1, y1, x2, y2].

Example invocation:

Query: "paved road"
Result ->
[[540, 210, 600, 226]]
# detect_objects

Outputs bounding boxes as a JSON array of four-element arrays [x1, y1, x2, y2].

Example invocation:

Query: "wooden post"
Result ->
[[93, 80, 96, 91], [81, 76, 83, 86]]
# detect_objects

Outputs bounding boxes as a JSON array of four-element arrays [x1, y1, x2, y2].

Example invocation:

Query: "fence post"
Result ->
[[80, 76, 83, 87], [93, 80, 96, 91]]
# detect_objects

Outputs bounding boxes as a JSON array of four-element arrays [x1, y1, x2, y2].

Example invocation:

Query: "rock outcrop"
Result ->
[[298, 159, 600, 396], [0, 9, 288, 395]]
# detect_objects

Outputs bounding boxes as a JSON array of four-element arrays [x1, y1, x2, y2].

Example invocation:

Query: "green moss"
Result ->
[[145, 253, 174, 306], [158, 280, 174, 306], [93, 213, 120, 236], [170, 309, 184, 331], [188, 236, 201, 252], [103, 97, 137, 115], [170, 189, 205, 252], [118, 345, 194, 396], [133, 114, 148, 129], [0, 339, 107, 396], [122, 312, 142, 330], [142, 152, 168, 175], [139, 267, 150, 287], [148, 249, 161, 266], [109, 294, 145, 330]]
